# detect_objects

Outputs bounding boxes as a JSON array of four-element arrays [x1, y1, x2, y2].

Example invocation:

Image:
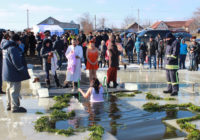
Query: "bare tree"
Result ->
[[78, 13, 93, 34], [142, 19, 152, 29], [110, 24, 120, 32], [98, 17, 106, 29], [190, 8, 200, 33], [121, 16, 135, 29]]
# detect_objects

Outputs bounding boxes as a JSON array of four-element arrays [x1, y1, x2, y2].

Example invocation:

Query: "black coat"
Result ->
[[95, 35, 102, 48], [53, 38, 64, 55], [78, 33, 86, 45], [36, 36, 43, 53], [139, 43, 147, 59], [126, 39, 134, 52], [147, 40, 158, 56], [41, 38, 53, 71]]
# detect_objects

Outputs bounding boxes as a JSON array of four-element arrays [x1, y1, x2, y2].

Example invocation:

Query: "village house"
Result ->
[[125, 22, 144, 32], [37, 17, 80, 34], [151, 20, 195, 33]]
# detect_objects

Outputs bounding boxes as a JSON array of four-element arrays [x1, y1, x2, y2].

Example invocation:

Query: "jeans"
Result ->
[[128, 51, 133, 63], [45, 69, 58, 81], [189, 54, 196, 70], [148, 55, 156, 69], [140, 57, 144, 65], [6, 82, 21, 110], [137, 52, 140, 64], [179, 54, 186, 69]]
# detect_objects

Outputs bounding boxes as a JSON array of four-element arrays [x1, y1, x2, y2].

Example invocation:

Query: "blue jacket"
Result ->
[[135, 37, 141, 53], [180, 39, 187, 55], [2, 40, 30, 82]]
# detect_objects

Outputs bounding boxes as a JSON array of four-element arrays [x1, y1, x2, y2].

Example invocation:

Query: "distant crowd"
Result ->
[[0, 29, 200, 112]]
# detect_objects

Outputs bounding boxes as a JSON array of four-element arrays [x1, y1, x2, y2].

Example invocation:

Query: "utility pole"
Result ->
[[27, 9, 29, 29], [94, 15, 96, 30], [138, 8, 140, 32]]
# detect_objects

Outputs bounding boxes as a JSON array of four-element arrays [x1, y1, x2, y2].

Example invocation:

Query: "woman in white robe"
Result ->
[[65, 39, 83, 91]]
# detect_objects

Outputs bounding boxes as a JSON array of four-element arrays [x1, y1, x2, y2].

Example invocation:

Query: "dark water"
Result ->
[[55, 95, 195, 140]]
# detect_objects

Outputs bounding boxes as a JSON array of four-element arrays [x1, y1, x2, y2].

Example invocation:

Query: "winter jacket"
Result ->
[[78, 33, 86, 45], [180, 39, 187, 55], [102, 34, 109, 42], [2, 40, 30, 82], [109, 45, 120, 68], [123, 38, 128, 48], [36, 35, 43, 53], [125, 39, 134, 52], [53, 37, 64, 55], [135, 37, 141, 53], [157, 40, 165, 57], [95, 35, 102, 48], [147, 40, 158, 56], [100, 45, 107, 59], [41, 38, 53, 71], [188, 43, 198, 56], [139, 42, 147, 59], [165, 39, 179, 70]]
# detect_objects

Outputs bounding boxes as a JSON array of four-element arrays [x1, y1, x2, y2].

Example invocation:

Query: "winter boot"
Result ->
[[107, 83, 110, 88], [113, 82, 118, 88], [163, 90, 172, 94], [171, 92, 178, 96], [74, 82, 78, 88], [55, 79, 62, 88]]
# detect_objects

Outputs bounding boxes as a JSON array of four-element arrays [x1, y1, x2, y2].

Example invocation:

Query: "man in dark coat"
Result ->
[[95, 32, 102, 48], [78, 31, 86, 45], [53, 36, 64, 69], [147, 36, 158, 69], [125, 37, 134, 63], [2, 33, 30, 113], [29, 32, 36, 56]]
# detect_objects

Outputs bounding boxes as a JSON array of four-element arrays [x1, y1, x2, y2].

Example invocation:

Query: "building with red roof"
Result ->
[[151, 20, 195, 32]]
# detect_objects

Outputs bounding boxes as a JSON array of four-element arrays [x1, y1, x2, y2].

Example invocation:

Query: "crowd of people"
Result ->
[[0, 29, 200, 112]]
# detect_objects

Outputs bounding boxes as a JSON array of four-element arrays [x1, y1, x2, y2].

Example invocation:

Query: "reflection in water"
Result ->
[[165, 109, 178, 120], [82, 101, 104, 126], [81, 95, 121, 136], [108, 95, 121, 136]]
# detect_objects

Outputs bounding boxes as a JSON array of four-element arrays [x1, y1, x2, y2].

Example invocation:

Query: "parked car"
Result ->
[[137, 29, 171, 43], [173, 32, 192, 41], [96, 28, 112, 33]]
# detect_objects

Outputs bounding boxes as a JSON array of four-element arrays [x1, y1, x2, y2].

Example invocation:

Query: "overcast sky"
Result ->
[[0, 0, 199, 30]]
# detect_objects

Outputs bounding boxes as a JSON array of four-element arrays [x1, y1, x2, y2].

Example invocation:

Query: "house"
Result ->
[[151, 20, 195, 32], [37, 17, 80, 34], [125, 22, 143, 32]]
